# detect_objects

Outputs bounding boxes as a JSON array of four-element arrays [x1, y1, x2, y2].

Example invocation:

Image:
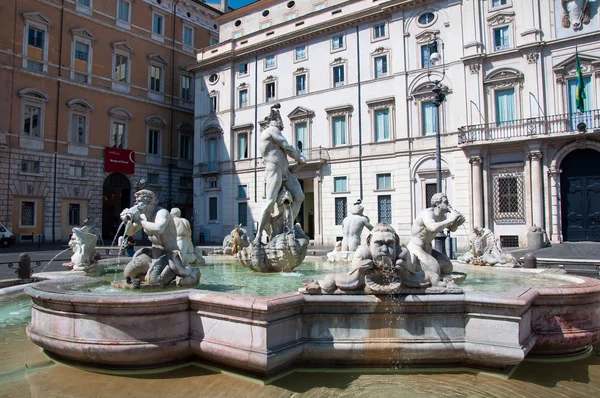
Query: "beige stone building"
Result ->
[[0, 0, 223, 242]]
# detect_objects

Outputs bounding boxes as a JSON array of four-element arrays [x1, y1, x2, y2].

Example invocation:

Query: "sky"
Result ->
[[206, 0, 258, 10]]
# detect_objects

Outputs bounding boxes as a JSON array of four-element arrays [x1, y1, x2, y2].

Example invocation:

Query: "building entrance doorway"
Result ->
[[102, 173, 131, 239], [299, 179, 315, 239], [561, 148, 600, 241]]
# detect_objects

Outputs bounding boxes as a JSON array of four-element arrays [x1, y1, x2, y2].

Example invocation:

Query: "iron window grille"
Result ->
[[493, 172, 525, 223]]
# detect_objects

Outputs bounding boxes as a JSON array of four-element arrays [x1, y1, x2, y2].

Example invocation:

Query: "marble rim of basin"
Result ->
[[23, 270, 600, 378]]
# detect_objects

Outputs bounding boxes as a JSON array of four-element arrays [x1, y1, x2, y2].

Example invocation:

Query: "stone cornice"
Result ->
[[189, 0, 431, 73]]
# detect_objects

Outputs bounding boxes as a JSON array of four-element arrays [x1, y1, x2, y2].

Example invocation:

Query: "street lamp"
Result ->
[[426, 33, 446, 193], [427, 34, 449, 255]]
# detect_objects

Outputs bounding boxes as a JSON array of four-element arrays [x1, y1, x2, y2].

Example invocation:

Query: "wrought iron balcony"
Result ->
[[194, 161, 221, 175], [458, 109, 600, 145], [299, 146, 331, 163]]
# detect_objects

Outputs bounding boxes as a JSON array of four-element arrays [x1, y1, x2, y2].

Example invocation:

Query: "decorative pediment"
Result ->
[[112, 41, 133, 52], [410, 82, 449, 101], [66, 98, 93, 110], [330, 57, 347, 65], [486, 11, 515, 26], [484, 68, 524, 87], [371, 46, 390, 55], [145, 114, 167, 126], [71, 28, 96, 41], [294, 67, 308, 74], [263, 75, 277, 83], [553, 53, 600, 83], [287, 106, 315, 121], [22, 12, 52, 28], [19, 88, 50, 102], [148, 53, 168, 64], [415, 29, 440, 44], [108, 107, 133, 119], [177, 122, 193, 133], [366, 96, 395, 110], [202, 124, 222, 139], [325, 104, 353, 117], [232, 123, 254, 134]]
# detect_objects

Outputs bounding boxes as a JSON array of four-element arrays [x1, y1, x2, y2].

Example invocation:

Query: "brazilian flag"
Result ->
[[575, 49, 586, 113]]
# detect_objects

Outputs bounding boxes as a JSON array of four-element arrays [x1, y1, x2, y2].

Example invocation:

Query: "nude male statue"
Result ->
[[120, 190, 199, 287], [342, 199, 374, 251], [407, 193, 465, 286], [252, 103, 306, 245]]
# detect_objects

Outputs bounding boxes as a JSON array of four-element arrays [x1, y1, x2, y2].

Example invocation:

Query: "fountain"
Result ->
[[326, 198, 373, 263], [457, 226, 520, 267], [64, 219, 100, 272], [212, 224, 250, 255]]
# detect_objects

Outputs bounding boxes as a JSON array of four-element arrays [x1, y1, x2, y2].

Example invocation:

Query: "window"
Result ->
[[117, 0, 131, 23], [209, 197, 218, 221], [492, 0, 508, 7], [422, 102, 438, 136], [210, 37, 218, 46], [183, 26, 194, 47], [68, 203, 81, 226], [23, 105, 41, 137], [210, 94, 218, 113], [238, 185, 248, 198], [332, 116, 346, 147], [73, 73, 88, 83], [207, 139, 218, 170], [421, 43, 437, 68], [239, 62, 248, 76], [377, 195, 392, 224], [28, 28, 44, 48], [334, 176, 348, 192], [425, 183, 437, 208], [76, 0, 92, 15], [568, 76, 593, 130], [238, 202, 248, 226], [285, 12, 297, 21], [111, 122, 125, 148], [333, 65, 345, 87], [265, 82, 276, 102], [313, 2, 326, 11], [21, 160, 40, 174], [70, 165, 85, 177], [78, 0, 91, 6], [493, 172, 524, 222], [265, 55, 276, 70], [233, 30, 243, 39], [493, 26, 510, 51], [373, 23, 387, 40], [239, 89, 248, 108], [148, 173, 160, 184], [259, 21, 271, 29], [27, 60, 43, 72], [71, 114, 87, 144], [150, 65, 162, 92], [74, 42, 89, 62], [495, 88, 515, 125], [374, 109, 390, 142], [331, 34, 344, 51], [295, 45, 307, 61], [296, 74, 306, 95], [335, 197, 347, 225], [376, 173, 392, 190], [237, 133, 248, 159], [418, 12, 435, 26], [208, 179, 218, 189], [295, 122, 307, 154], [181, 75, 192, 100], [114, 53, 129, 82], [148, 129, 160, 155], [152, 13, 164, 36], [374, 55, 388, 78], [180, 134, 191, 160], [21, 201, 35, 227]]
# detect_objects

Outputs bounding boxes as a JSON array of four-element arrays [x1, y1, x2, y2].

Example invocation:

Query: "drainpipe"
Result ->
[[168, 0, 181, 209], [6, 1, 18, 228], [254, 55, 258, 203], [356, 26, 363, 199], [52, 1, 65, 243]]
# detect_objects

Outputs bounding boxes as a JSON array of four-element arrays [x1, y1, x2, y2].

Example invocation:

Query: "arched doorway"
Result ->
[[102, 173, 131, 239], [560, 149, 600, 241]]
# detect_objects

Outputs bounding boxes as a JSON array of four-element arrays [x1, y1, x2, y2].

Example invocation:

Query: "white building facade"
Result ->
[[189, 0, 600, 250]]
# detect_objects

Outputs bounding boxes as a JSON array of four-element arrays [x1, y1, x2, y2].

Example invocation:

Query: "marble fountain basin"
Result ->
[[25, 265, 600, 378]]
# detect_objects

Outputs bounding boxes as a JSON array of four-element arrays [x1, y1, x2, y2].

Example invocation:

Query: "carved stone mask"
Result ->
[[564, 0, 589, 29]]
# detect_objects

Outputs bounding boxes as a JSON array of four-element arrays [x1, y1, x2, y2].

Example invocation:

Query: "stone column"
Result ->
[[529, 151, 544, 229], [548, 168, 562, 243], [469, 156, 483, 228], [313, 171, 323, 245]]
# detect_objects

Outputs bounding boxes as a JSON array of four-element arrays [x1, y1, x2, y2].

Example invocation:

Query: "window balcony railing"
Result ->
[[194, 161, 220, 175], [458, 109, 600, 145], [297, 146, 331, 163]]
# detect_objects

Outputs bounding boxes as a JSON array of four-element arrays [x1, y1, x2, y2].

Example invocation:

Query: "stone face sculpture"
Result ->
[[170, 207, 205, 265], [457, 227, 519, 267], [237, 103, 309, 272], [327, 199, 374, 262], [115, 189, 200, 288], [67, 223, 98, 271], [407, 193, 465, 287], [562, 0, 591, 30], [301, 223, 462, 295]]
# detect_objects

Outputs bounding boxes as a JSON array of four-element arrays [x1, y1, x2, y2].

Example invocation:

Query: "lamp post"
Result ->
[[427, 34, 449, 255]]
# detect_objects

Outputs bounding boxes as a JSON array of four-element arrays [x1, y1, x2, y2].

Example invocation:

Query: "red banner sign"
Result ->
[[104, 147, 135, 174]]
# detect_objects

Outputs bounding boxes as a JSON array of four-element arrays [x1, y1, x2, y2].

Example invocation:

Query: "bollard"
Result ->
[[17, 253, 31, 279], [523, 253, 537, 269]]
